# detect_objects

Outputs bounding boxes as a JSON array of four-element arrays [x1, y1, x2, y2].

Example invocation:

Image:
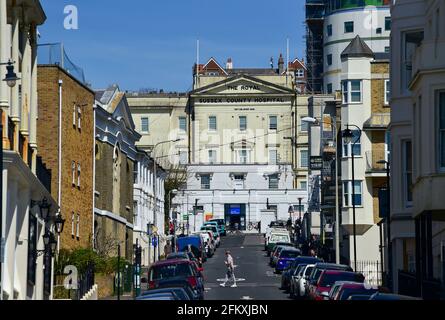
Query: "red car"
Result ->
[[309, 270, 365, 300]]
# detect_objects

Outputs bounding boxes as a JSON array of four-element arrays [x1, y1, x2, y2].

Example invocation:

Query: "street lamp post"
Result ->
[[302, 116, 340, 264], [168, 189, 178, 252], [0, 60, 20, 293], [377, 159, 392, 291], [342, 124, 362, 271]]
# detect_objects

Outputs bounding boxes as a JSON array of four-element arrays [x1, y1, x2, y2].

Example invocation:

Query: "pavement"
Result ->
[[203, 233, 292, 300]]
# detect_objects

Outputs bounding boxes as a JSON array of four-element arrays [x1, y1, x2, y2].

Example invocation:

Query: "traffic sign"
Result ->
[[152, 237, 158, 247]]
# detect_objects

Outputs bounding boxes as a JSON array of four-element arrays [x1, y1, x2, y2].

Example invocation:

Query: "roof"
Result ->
[[227, 68, 279, 76], [341, 35, 374, 60], [151, 258, 191, 267]]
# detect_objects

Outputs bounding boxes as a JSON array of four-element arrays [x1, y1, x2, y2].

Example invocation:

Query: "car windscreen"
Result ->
[[150, 263, 193, 280], [280, 250, 300, 258], [270, 234, 290, 242], [319, 273, 363, 287], [294, 264, 306, 275], [340, 288, 377, 300]]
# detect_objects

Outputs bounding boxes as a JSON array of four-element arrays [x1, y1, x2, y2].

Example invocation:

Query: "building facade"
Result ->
[[94, 85, 141, 261], [37, 65, 95, 250], [1, 0, 60, 300], [339, 37, 390, 279], [390, 0, 445, 299]]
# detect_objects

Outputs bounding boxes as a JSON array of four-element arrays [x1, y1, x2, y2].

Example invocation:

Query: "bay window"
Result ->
[[342, 80, 362, 103], [343, 130, 361, 156], [343, 181, 363, 207]]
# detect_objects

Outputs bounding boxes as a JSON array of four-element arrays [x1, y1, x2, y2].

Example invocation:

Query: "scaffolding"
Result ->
[[305, 0, 325, 94]]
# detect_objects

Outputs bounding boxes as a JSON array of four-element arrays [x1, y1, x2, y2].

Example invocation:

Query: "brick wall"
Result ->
[[371, 62, 390, 114], [37, 65, 95, 250]]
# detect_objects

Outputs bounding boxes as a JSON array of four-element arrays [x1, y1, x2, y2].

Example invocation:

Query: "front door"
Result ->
[[224, 204, 246, 231]]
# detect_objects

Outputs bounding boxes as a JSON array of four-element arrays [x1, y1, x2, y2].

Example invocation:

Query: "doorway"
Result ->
[[224, 204, 246, 231]]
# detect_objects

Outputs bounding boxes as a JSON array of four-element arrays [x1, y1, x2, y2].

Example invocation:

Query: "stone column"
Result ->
[[4, 177, 18, 300], [0, 1, 11, 149], [29, 24, 38, 172], [19, 21, 31, 137]]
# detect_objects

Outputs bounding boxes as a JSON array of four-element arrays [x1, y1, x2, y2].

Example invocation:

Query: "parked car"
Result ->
[[200, 225, 220, 247], [368, 292, 422, 300], [292, 264, 316, 299], [275, 248, 302, 273], [266, 231, 291, 256], [331, 282, 379, 300], [209, 218, 226, 236], [150, 279, 201, 300], [347, 294, 374, 300], [327, 281, 358, 301], [305, 263, 353, 298], [287, 264, 306, 297], [147, 259, 205, 300], [270, 245, 293, 266], [139, 287, 192, 300], [176, 235, 206, 263], [308, 270, 365, 300], [265, 223, 288, 249], [136, 292, 179, 300], [194, 231, 214, 257], [166, 252, 190, 261], [281, 256, 323, 292]]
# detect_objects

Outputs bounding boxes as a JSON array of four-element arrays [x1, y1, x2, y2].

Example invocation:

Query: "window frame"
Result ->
[[342, 180, 363, 207], [268, 174, 279, 189], [71, 212, 75, 237], [385, 17, 391, 31], [73, 104, 76, 127], [327, 24, 332, 37], [179, 116, 187, 133], [384, 79, 391, 105], [208, 116, 217, 131], [344, 21, 354, 33], [77, 163, 81, 188], [72, 161, 76, 186], [141, 117, 149, 133], [200, 174, 211, 190], [77, 107, 82, 130], [402, 140, 413, 207], [327, 54, 333, 66], [342, 130, 361, 157], [76, 213, 80, 239], [269, 149, 278, 164], [239, 116, 247, 131], [342, 80, 362, 104], [179, 150, 188, 165], [208, 149, 217, 164], [269, 115, 278, 131], [437, 91, 445, 171], [300, 150, 309, 168]]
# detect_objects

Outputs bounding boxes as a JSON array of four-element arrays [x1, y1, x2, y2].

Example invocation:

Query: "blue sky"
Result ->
[[39, 0, 306, 92]]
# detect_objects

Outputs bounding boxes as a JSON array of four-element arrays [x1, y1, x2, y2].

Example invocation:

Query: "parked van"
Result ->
[[176, 235, 206, 262], [266, 231, 291, 255]]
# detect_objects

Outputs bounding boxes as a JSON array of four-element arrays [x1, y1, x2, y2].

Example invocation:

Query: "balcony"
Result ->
[[365, 150, 387, 176], [363, 113, 390, 130]]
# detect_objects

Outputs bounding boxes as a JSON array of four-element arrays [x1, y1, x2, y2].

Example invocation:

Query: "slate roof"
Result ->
[[341, 35, 374, 60]]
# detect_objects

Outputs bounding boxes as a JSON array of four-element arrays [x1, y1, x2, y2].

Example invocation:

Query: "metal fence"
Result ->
[[37, 43, 86, 85], [352, 260, 384, 287], [75, 263, 95, 300]]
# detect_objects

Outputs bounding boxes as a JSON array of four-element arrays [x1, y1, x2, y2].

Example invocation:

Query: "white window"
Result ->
[[77, 163, 81, 187], [237, 149, 249, 164], [72, 161, 76, 185], [402, 140, 413, 205], [71, 212, 75, 236], [239, 116, 247, 131], [402, 31, 424, 90], [300, 180, 307, 190], [179, 117, 187, 133], [300, 150, 308, 168], [342, 130, 361, 157], [296, 69, 304, 78], [343, 181, 362, 207], [208, 116, 217, 131], [141, 117, 149, 133], [201, 175, 211, 189], [179, 151, 188, 165], [384, 80, 390, 105], [73, 105, 76, 126], [269, 149, 278, 164], [208, 150, 217, 164], [342, 80, 362, 103], [438, 91, 445, 170], [76, 213, 80, 239], [269, 174, 279, 189], [77, 107, 82, 130], [301, 118, 309, 132], [269, 116, 277, 130]]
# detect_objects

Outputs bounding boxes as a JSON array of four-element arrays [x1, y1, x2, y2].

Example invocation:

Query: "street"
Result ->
[[203, 234, 290, 300]]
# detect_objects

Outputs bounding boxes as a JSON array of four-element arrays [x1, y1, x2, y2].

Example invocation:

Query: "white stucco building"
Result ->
[[1, 0, 60, 300]]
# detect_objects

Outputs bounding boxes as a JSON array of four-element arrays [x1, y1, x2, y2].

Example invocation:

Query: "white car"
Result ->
[[194, 231, 214, 257], [297, 264, 315, 298], [289, 264, 307, 298]]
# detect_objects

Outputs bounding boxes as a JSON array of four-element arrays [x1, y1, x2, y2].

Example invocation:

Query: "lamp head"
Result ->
[[3, 61, 20, 88], [342, 127, 353, 144], [301, 117, 317, 124]]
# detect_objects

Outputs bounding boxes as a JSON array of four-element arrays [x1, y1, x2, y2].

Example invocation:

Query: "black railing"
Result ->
[[8, 117, 14, 151], [398, 270, 442, 299], [353, 260, 384, 287], [75, 263, 95, 300]]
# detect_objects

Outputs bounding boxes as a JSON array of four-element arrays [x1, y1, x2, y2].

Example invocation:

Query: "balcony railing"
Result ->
[[363, 113, 390, 129], [365, 150, 387, 173]]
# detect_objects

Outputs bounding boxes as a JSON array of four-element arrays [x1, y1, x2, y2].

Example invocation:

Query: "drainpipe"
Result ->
[[92, 104, 96, 250], [57, 80, 63, 251]]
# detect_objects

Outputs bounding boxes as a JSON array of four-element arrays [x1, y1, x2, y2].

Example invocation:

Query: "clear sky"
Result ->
[[38, 0, 306, 92]]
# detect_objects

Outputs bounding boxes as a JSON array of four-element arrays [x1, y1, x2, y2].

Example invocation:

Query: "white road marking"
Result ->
[[241, 296, 254, 300], [216, 278, 246, 282]]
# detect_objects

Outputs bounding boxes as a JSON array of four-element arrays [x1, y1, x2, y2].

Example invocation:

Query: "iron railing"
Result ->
[[352, 260, 384, 287], [75, 263, 95, 300]]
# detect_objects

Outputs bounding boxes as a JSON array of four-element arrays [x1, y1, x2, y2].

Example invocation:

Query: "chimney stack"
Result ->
[[278, 53, 284, 74], [226, 58, 233, 70]]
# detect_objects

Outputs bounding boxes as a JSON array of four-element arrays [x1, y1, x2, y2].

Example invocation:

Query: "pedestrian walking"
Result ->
[[220, 250, 237, 288]]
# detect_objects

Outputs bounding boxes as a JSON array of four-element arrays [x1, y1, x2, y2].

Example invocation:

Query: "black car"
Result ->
[[368, 293, 421, 300], [139, 287, 192, 300]]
